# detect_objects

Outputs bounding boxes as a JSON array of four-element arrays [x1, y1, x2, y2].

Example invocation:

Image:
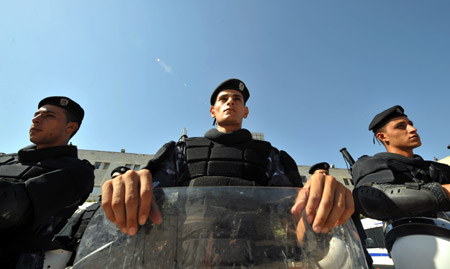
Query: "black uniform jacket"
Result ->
[[353, 152, 450, 220], [0, 145, 94, 266], [144, 128, 303, 188]]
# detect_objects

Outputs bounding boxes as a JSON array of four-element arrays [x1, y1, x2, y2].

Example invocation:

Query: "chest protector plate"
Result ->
[[384, 159, 450, 184], [184, 137, 272, 186]]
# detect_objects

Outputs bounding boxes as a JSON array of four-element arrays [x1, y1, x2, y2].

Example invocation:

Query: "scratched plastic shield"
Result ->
[[73, 187, 368, 268]]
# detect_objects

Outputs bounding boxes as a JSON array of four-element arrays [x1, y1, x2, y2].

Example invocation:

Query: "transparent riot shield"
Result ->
[[72, 187, 368, 268]]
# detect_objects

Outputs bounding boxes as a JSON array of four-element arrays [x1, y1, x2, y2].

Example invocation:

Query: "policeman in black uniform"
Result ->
[[0, 96, 95, 268], [353, 105, 450, 220], [309, 162, 331, 176], [102, 79, 354, 246]]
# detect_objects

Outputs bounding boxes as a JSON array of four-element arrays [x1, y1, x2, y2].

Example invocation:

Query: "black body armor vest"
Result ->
[[183, 129, 273, 186], [0, 146, 91, 253], [356, 153, 450, 185]]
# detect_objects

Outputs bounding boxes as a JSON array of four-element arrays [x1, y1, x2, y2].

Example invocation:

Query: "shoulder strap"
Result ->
[[279, 150, 302, 187]]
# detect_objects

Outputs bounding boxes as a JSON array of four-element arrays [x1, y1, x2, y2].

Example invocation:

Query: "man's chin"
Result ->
[[411, 141, 422, 149], [29, 136, 39, 145], [217, 118, 240, 125]]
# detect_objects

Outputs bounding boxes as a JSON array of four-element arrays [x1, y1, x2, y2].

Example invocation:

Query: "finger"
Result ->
[[305, 174, 325, 225], [296, 215, 307, 243], [149, 195, 163, 225], [138, 169, 153, 225], [101, 180, 116, 223], [124, 170, 140, 236], [321, 183, 346, 233], [311, 176, 336, 233], [336, 189, 355, 226], [291, 186, 309, 215], [111, 176, 127, 233]]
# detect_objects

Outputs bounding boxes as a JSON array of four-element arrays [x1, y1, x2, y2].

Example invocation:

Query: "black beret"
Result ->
[[309, 162, 330, 174], [210, 78, 250, 105], [369, 105, 407, 133], [110, 166, 130, 177], [39, 96, 84, 125]]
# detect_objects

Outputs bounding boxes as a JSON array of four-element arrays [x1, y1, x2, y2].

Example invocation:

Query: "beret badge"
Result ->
[[60, 98, 69, 106], [239, 82, 244, 91]]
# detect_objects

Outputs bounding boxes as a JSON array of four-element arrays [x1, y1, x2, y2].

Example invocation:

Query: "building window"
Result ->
[[125, 164, 132, 169], [251, 132, 265, 141], [343, 178, 349, 185], [134, 164, 141, 170], [103, 162, 110, 170], [94, 162, 101, 169]]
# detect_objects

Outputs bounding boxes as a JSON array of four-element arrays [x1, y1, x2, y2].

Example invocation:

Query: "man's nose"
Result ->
[[32, 114, 42, 124], [408, 125, 418, 132], [226, 97, 234, 105]]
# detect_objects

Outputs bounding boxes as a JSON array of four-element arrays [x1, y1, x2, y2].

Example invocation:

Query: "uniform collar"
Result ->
[[204, 128, 253, 145], [375, 152, 424, 166], [18, 145, 78, 162]]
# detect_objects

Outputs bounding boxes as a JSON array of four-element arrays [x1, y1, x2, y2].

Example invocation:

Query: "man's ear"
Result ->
[[243, 107, 249, 119], [66, 122, 79, 136], [376, 132, 388, 145], [210, 106, 216, 118]]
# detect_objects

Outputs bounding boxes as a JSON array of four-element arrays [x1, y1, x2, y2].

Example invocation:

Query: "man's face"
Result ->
[[29, 104, 75, 149], [210, 89, 249, 129], [314, 169, 329, 176], [378, 116, 422, 150]]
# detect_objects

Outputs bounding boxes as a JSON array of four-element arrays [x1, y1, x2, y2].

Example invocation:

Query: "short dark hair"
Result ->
[[63, 110, 80, 138], [375, 126, 387, 147]]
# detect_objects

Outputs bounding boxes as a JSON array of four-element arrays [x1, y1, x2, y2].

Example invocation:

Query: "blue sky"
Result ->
[[1, 0, 450, 169]]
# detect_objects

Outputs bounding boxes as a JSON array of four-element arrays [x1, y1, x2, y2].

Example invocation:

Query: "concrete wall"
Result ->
[[298, 165, 354, 191], [438, 156, 450, 166], [78, 149, 354, 201]]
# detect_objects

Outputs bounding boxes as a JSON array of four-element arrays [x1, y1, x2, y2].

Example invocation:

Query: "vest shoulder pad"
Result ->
[[0, 154, 17, 165], [353, 155, 399, 187], [145, 141, 176, 173], [354, 155, 390, 176], [185, 137, 211, 147]]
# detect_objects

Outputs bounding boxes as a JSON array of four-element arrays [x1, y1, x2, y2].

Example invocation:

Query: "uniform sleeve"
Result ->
[[267, 149, 303, 187], [143, 141, 182, 187], [144, 141, 176, 174], [24, 158, 94, 227], [353, 156, 396, 186], [0, 181, 31, 229], [353, 157, 450, 220]]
